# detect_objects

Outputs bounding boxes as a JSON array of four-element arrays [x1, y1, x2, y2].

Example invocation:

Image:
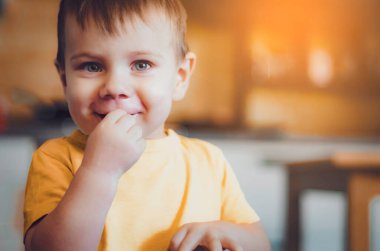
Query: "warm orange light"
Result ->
[[250, 37, 294, 81], [308, 49, 333, 87]]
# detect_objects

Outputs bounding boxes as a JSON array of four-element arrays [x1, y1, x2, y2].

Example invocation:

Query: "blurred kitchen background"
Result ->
[[1, 0, 380, 250]]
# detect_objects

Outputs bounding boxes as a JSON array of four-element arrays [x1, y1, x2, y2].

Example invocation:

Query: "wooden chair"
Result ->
[[284, 152, 380, 251]]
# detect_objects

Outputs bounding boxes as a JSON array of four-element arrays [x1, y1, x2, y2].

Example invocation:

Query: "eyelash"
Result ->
[[131, 60, 153, 72], [79, 62, 103, 73], [77, 60, 153, 73]]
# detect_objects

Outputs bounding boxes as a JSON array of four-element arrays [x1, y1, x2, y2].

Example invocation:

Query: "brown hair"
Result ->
[[56, 0, 189, 68]]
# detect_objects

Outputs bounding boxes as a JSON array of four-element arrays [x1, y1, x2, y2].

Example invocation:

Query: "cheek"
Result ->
[[65, 83, 97, 106], [64, 85, 96, 124], [139, 84, 174, 111], [66, 91, 84, 120], [65, 90, 84, 115]]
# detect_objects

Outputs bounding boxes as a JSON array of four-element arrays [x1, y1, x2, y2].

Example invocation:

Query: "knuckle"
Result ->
[[206, 231, 218, 241]]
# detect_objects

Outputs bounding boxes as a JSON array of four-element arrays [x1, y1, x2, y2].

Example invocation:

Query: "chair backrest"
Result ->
[[0, 136, 36, 251]]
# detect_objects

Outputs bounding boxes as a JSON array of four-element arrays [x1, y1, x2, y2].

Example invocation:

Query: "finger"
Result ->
[[115, 113, 136, 129], [170, 227, 189, 251], [229, 246, 243, 251], [127, 125, 143, 140], [209, 240, 223, 251], [178, 229, 203, 251], [103, 109, 127, 123]]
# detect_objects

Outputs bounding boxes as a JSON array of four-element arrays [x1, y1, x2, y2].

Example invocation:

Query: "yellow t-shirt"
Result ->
[[24, 129, 259, 251]]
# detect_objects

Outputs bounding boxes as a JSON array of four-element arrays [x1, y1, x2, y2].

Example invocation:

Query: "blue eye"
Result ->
[[84, 63, 103, 72], [132, 61, 152, 72]]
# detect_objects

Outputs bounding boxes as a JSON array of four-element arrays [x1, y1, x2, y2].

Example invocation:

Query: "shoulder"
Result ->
[[178, 135, 223, 157], [172, 131, 231, 186], [36, 130, 84, 156], [32, 131, 83, 169], [174, 131, 226, 165], [36, 136, 73, 157]]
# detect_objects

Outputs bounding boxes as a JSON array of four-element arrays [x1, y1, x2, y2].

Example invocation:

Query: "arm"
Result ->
[[25, 167, 119, 251], [170, 221, 271, 251], [25, 110, 144, 251]]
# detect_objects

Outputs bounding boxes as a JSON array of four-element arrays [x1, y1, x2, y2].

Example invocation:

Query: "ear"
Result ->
[[172, 52, 196, 101], [54, 60, 67, 88]]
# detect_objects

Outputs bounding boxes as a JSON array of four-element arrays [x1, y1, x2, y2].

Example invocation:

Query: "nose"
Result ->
[[99, 71, 132, 100]]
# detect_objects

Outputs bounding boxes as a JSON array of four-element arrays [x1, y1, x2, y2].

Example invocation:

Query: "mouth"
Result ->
[[94, 112, 141, 120], [94, 112, 107, 120]]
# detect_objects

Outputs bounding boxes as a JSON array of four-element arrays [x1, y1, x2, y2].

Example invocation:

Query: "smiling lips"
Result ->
[[91, 97, 144, 120]]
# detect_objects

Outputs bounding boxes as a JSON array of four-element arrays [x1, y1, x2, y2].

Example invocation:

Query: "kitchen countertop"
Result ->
[[2, 117, 380, 147]]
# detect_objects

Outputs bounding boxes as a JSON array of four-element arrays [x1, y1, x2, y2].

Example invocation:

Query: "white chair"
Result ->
[[371, 196, 380, 251], [0, 136, 36, 251]]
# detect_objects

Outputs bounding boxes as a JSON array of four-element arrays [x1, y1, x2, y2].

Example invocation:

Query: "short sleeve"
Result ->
[[23, 144, 74, 236], [220, 158, 260, 224]]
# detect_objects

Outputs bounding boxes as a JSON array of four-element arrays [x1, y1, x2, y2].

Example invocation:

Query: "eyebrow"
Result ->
[[70, 50, 164, 62], [129, 51, 164, 60], [70, 52, 103, 62]]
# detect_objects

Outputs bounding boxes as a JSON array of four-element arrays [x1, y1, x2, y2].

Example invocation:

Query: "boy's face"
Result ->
[[60, 9, 194, 139]]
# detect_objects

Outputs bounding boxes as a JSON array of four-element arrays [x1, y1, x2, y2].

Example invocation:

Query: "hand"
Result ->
[[170, 221, 243, 251], [81, 109, 145, 178]]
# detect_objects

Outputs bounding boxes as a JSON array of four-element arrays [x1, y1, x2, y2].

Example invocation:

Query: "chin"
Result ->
[[73, 119, 96, 136]]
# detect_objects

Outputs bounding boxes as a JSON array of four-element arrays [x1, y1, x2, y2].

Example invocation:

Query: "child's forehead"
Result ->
[[64, 10, 177, 58], [65, 7, 175, 38]]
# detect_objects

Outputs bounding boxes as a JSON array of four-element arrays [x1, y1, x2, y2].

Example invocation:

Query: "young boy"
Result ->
[[24, 0, 271, 250]]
